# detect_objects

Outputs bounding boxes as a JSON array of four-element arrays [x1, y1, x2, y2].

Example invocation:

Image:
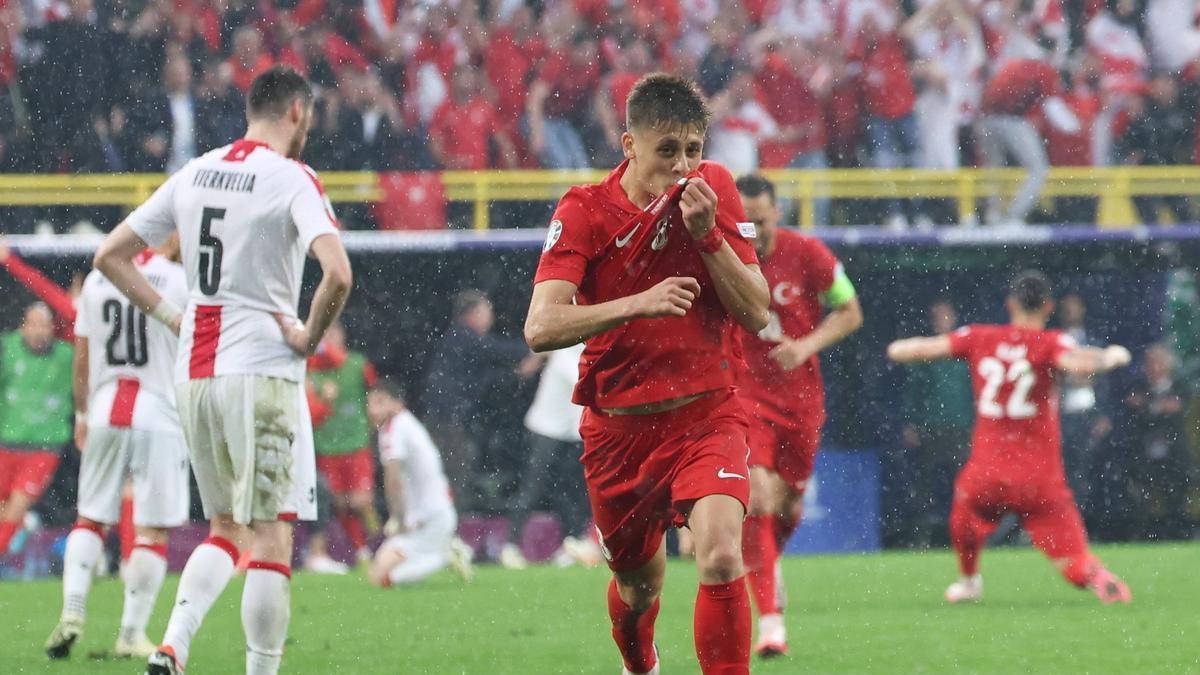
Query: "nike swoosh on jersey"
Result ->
[[615, 224, 641, 248], [717, 468, 746, 480]]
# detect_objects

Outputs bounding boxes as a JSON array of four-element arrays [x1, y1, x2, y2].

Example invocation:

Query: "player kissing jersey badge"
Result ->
[[544, 219, 563, 252]]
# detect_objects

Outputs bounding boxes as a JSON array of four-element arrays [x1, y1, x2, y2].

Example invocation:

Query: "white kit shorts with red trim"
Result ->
[[176, 374, 302, 524], [77, 427, 190, 528]]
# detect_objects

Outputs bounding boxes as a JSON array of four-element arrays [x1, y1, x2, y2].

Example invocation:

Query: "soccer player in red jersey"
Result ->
[[733, 175, 863, 657], [887, 271, 1133, 605], [525, 73, 770, 675]]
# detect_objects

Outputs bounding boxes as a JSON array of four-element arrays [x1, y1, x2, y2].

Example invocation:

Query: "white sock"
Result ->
[[119, 545, 168, 644], [161, 540, 237, 667], [61, 527, 104, 620], [242, 566, 291, 675]]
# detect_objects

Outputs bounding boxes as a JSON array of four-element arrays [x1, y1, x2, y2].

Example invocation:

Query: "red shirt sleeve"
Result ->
[[948, 325, 974, 359], [307, 384, 334, 428], [700, 161, 759, 266], [1043, 330, 1077, 366], [803, 237, 840, 294], [363, 361, 378, 388], [533, 188, 600, 286], [3, 253, 77, 324]]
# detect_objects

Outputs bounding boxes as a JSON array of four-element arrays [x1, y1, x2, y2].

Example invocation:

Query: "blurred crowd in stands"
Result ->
[[2, 0, 1200, 229]]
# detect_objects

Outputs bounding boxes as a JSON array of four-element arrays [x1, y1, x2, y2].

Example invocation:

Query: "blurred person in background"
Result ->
[[1055, 293, 1112, 521], [525, 30, 600, 170], [1084, 0, 1149, 167], [422, 289, 539, 514], [306, 321, 381, 568], [889, 271, 1133, 605], [366, 378, 473, 587], [847, 1, 922, 230], [897, 298, 973, 548], [0, 304, 74, 558], [498, 343, 601, 570], [430, 65, 520, 171], [1116, 72, 1195, 224], [1121, 344, 1193, 540], [977, 53, 1079, 226], [706, 65, 778, 175]]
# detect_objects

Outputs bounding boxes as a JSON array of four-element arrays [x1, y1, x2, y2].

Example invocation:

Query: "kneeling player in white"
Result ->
[[366, 379, 473, 587], [46, 240, 190, 660], [93, 66, 351, 675]]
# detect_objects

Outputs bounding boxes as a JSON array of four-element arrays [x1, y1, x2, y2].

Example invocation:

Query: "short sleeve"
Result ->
[[290, 164, 341, 251], [702, 161, 759, 266], [73, 276, 95, 339], [363, 361, 378, 388], [126, 172, 181, 247], [803, 238, 840, 294], [947, 325, 973, 359], [533, 189, 599, 286]]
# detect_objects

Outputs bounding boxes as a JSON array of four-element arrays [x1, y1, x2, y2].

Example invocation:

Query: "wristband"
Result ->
[[695, 226, 724, 254], [150, 299, 183, 326]]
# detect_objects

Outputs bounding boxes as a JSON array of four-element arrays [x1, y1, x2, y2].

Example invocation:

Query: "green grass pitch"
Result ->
[[2, 543, 1195, 674]]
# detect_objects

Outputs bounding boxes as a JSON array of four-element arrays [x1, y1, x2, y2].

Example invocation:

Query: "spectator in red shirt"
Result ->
[[224, 25, 274, 93], [978, 56, 1079, 225], [850, 3, 921, 228], [526, 31, 601, 169], [594, 41, 653, 165], [430, 66, 519, 170], [485, 5, 544, 139]]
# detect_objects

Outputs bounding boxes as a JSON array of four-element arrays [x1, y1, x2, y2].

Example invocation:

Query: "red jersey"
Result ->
[[854, 34, 916, 120], [429, 96, 499, 170], [982, 59, 1062, 116], [948, 324, 1077, 474], [534, 160, 759, 409], [740, 230, 840, 414]]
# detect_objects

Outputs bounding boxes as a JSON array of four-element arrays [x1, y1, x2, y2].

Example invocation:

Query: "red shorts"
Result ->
[[0, 449, 60, 501], [580, 389, 751, 572], [743, 396, 824, 491], [316, 449, 376, 494]]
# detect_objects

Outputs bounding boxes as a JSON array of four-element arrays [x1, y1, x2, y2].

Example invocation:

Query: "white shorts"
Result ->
[[176, 375, 300, 525], [283, 385, 317, 522], [76, 426, 190, 528], [381, 509, 457, 585]]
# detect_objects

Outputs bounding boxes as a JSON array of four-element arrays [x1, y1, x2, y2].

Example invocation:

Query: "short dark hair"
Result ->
[[370, 375, 406, 404], [735, 174, 776, 204], [1010, 270, 1053, 311], [626, 73, 711, 132], [452, 289, 489, 319], [247, 66, 313, 120]]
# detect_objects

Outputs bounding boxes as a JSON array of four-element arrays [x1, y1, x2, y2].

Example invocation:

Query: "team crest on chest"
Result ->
[[651, 217, 670, 251]]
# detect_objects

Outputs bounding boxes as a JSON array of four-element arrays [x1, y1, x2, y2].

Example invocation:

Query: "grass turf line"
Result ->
[[2, 543, 1195, 674]]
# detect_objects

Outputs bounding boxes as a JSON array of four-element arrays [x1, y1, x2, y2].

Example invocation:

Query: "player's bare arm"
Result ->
[[94, 223, 182, 334], [1055, 345, 1132, 375], [71, 334, 88, 451], [887, 334, 953, 363], [524, 276, 702, 352], [771, 296, 864, 371], [382, 458, 407, 535], [679, 177, 770, 332], [277, 233, 352, 356]]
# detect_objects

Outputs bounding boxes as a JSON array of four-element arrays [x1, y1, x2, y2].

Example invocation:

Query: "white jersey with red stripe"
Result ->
[[125, 138, 341, 383], [75, 253, 189, 432]]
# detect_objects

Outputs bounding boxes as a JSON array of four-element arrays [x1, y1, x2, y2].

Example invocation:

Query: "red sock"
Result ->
[[0, 520, 17, 554], [339, 513, 366, 550], [741, 515, 779, 616], [694, 578, 751, 675], [607, 578, 659, 673], [118, 496, 135, 561]]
